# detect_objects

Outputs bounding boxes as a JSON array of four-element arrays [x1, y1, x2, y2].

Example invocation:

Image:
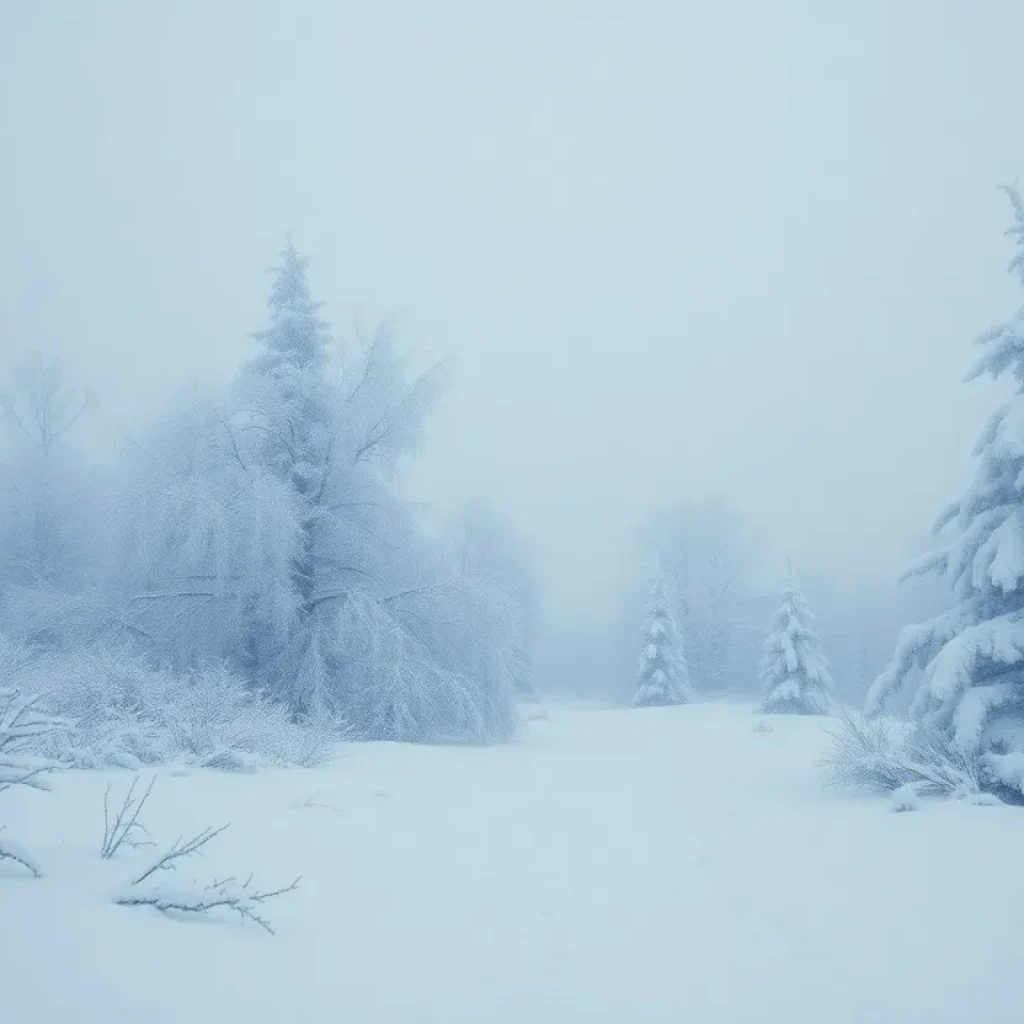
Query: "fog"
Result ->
[[6, 10, 1024, 1015], [2, 0, 1023, 628]]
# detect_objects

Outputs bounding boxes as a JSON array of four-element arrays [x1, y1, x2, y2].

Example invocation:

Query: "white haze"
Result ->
[[2, 1, 1023, 623]]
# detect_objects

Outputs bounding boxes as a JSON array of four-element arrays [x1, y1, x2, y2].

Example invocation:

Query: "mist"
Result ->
[[7, 6, 1024, 1021], [3, 1, 1022, 633]]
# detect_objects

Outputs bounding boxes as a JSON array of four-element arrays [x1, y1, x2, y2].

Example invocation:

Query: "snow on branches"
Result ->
[[867, 186, 1024, 797]]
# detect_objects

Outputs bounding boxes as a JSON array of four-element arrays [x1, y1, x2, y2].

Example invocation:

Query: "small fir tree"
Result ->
[[632, 575, 691, 707], [759, 581, 833, 715]]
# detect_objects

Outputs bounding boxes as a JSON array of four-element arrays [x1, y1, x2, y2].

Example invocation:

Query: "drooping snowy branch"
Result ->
[[0, 686, 63, 876], [0, 687, 63, 793], [0, 828, 42, 878], [115, 823, 300, 935], [868, 186, 1024, 797]]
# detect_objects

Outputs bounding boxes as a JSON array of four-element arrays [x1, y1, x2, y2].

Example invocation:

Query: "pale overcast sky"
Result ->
[[2, 1, 1023, 619]]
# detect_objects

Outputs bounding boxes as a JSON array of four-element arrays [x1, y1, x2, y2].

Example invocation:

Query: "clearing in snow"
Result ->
[[2, 702, 1021, 1023]]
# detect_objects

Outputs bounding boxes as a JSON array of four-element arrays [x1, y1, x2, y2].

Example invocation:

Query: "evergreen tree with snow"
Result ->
[[759, 581, 833, 714], [867, 187, 1024, 798], [632, 574, 691, 707]]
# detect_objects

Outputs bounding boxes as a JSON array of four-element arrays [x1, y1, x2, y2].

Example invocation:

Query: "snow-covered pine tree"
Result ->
[[866, 186, 1024, 798], [632, 574, 691, 707], [759, 581, 833, 714]]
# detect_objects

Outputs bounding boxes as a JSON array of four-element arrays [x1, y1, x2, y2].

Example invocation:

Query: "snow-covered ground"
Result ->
[[3, 702, 1022, 1023]]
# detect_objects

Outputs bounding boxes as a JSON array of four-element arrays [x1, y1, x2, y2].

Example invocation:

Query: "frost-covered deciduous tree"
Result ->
[[85, 241, 517, 744], [645, 498, 763, 692], [0, 353, 92, 587], [443, 499, 541, 696], [759, 581, 833, 715], [632, 574, 691, 707], [866, 186, 1024, 798]]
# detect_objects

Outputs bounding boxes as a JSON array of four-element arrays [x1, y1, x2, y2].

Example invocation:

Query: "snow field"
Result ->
[[2, 702, 1022, 1023]]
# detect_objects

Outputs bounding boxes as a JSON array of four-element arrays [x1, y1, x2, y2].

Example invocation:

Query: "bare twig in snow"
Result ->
[[101, 776, 157, 859], [292, 789, 343, 815], [128, 824, 229, 887]]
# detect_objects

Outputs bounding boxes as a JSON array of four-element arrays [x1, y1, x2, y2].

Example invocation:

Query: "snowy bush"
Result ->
[[820, 705, 980, 798], [632, 573, 691, 707], [866, 187, 1024, 800], [0, 638, 333, 770], [759, 581, 833, 715]]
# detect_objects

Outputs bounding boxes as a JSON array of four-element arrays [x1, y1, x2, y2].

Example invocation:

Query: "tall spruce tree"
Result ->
[[867, 187, 1024, 797]]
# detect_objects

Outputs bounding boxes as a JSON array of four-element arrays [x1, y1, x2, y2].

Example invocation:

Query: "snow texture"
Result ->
[[759, 582, 833, 714], [867, 187, 1024, 796], [2, 703, 1023, 1024], [631, 574, 691, 707]]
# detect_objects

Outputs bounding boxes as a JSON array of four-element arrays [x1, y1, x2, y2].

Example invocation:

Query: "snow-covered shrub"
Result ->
[[820, 705, 980, 798], [759, 581, 833, 715], [632, 573, 691, 707], [866, 187, 1024, 800], [0, 638, 332, 770]]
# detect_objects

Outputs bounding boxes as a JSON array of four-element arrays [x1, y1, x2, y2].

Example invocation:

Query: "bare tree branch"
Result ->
[[101, 777, 157, 859]]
